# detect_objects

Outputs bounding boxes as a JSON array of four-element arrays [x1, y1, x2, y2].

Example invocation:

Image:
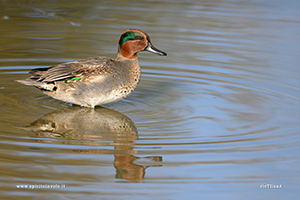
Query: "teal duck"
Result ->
[[16, 29, 167, 108]]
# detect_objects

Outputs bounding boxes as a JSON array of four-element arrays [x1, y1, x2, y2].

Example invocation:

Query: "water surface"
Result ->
[[1, 0, 300, 199]]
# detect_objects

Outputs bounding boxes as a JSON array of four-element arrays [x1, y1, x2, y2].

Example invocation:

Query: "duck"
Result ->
[[16, 29, 167, 108]]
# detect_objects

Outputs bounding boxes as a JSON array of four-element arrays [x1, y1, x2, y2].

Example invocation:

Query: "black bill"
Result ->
[[145, 42, 167, 56]]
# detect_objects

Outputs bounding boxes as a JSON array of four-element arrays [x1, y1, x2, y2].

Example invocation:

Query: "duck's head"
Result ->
[[118, 29, 167, 59]]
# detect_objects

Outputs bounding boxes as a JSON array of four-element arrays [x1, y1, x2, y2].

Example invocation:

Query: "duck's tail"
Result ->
[[16, 79, 55, 91], [16, 79, 39, 86]]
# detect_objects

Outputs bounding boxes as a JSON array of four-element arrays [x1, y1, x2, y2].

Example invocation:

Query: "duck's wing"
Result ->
[[31, 57, 114, 82]]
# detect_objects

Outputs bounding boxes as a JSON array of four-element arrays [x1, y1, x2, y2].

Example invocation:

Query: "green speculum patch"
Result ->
[[119, 31, 144, 48], [70, 77, 81, 80], [64, 76, 81, 83]]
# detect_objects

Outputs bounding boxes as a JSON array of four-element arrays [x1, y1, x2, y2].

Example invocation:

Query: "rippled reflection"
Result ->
[[21, 106, 162, 182]]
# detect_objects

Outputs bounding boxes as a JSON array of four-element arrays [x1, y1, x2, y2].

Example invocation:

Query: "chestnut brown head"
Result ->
[[118, 29, 167, 59]]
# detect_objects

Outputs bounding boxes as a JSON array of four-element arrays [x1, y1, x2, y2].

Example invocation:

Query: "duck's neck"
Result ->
[[116, 52, 138, 62]]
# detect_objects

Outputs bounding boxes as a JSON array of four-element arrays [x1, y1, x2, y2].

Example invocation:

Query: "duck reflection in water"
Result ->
[[22, 106, 162, 182]]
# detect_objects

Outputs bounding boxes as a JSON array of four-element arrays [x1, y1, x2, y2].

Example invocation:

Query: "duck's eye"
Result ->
[[136, 36, 143, 40]]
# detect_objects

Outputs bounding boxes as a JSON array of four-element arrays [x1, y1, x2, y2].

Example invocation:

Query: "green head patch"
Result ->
[[119, 31, 144, 48]]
